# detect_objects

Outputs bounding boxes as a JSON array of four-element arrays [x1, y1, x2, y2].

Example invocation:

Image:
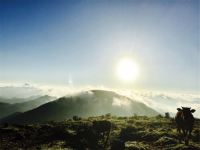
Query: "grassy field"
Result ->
[[0, 114, 199, 150]]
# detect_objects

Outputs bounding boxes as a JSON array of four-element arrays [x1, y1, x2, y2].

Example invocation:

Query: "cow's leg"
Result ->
[[182, 129, 187, 144], [183, 130, 190, 145], [177, 127, 182, 143], [184, 130, 187, 145], [185, 130, 190, 145], [186, 129, 192, 145]]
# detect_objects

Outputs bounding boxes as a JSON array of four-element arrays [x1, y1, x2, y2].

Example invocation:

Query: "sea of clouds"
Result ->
[[0, 82, 199, 118]]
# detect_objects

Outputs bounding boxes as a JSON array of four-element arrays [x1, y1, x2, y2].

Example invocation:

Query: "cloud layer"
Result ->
[[0, 82, 199, 118]]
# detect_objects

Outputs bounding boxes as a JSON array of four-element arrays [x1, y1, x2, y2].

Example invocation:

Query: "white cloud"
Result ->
[[0, 82, 199, 118], [119, 90, 200, 118], [112, 97, 131, 107]]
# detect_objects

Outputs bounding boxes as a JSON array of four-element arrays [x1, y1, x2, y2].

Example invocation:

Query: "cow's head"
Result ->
[[177, 108, 182, 111], [177, 107, 196, 119]]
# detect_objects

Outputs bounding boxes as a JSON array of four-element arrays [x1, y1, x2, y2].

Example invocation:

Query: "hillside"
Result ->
[[0, 95, 56, 119], [0, 115, 199, 150], [0, 90, 158, 124]]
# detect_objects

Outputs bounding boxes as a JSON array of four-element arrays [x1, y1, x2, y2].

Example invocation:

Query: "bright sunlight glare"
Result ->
[[116, 58, 140, 82]]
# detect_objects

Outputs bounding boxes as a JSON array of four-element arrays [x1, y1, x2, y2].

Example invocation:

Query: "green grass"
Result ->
[[0, 115, 199, 150]]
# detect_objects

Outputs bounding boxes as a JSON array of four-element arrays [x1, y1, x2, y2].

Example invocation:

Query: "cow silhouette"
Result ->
[[175, 107, 196, 145]]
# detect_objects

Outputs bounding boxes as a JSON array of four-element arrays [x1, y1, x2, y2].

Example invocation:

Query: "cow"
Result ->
[[175, 107, 196, 145]]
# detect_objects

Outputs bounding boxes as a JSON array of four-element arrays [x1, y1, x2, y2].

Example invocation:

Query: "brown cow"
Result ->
[[175, 107, 196, 145]]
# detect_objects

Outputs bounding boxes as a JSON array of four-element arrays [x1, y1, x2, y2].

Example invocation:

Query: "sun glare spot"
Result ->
[[116, 58, 139, 81]]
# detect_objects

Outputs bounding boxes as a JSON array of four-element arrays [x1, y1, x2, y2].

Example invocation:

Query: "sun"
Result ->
[[116, 58, 140, 81]]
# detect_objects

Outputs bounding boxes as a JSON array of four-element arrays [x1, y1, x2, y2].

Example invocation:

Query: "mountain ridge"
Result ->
[[0, 90, 159, 124], [0, 95, 56, 119]]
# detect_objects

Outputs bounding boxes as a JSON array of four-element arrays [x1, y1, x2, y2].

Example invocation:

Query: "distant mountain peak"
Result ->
[[0, 90, 159, 124]]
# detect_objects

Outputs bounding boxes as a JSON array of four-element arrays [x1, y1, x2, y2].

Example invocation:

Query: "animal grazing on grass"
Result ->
[[175, 107, 196, 145]]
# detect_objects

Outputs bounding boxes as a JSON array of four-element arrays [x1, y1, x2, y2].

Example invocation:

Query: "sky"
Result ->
[[0, 0, 199, 92]]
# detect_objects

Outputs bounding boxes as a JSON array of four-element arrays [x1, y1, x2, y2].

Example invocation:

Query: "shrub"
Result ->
[[72, 115, 81, 121], [111, 138, 125, 150], [105, 113, 111, 118], [75, 123, 99, 149], [165, 112, 170, 119], [156, 114, 163, 119], [120, 126, 140, 141]]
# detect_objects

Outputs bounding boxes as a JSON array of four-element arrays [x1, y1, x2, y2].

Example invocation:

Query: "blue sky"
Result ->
[[0, 0, 199, 92]]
